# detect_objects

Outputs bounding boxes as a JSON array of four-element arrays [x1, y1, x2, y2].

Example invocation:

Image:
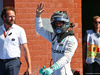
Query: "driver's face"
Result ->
[[55, 21, 64, 27]]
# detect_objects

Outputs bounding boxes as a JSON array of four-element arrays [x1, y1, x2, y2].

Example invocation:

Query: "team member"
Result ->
[[35, 3, 78, 75], [0, 7, 31, 75], [83, 16, 100, 74]]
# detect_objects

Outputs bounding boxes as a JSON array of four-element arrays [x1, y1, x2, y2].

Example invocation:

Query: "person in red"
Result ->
[[0, 7, 31, 75]]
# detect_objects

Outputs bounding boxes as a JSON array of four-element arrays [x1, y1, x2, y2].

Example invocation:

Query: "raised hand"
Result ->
[[36, 3, 44, 17]]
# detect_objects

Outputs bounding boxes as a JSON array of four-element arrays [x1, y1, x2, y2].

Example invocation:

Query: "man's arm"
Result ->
[[22, 43, 31, 75]]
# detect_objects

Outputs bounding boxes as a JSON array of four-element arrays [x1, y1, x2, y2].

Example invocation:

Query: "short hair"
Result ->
[[1, 6, 16, 20], [93, 16, 100, 22]]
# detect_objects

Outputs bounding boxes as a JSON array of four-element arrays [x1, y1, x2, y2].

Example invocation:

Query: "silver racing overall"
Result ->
[[35, 11, 78, 75]]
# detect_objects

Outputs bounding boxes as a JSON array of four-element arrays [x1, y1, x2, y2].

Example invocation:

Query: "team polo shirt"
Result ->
[[0, 24, 27, 59]]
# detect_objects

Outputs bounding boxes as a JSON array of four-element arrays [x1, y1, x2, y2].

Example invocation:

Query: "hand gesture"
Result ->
[[36, 3, 44, 17]]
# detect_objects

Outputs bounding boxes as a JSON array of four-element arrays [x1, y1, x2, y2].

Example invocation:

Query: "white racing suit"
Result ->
[[35, 17, 78, 75]]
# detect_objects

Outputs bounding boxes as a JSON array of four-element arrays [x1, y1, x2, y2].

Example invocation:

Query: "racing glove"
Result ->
[[50, 63, 60, 71], [43, 68, 53, 75], [39, 66, 46, 74], [39, 63, 60, 75]]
